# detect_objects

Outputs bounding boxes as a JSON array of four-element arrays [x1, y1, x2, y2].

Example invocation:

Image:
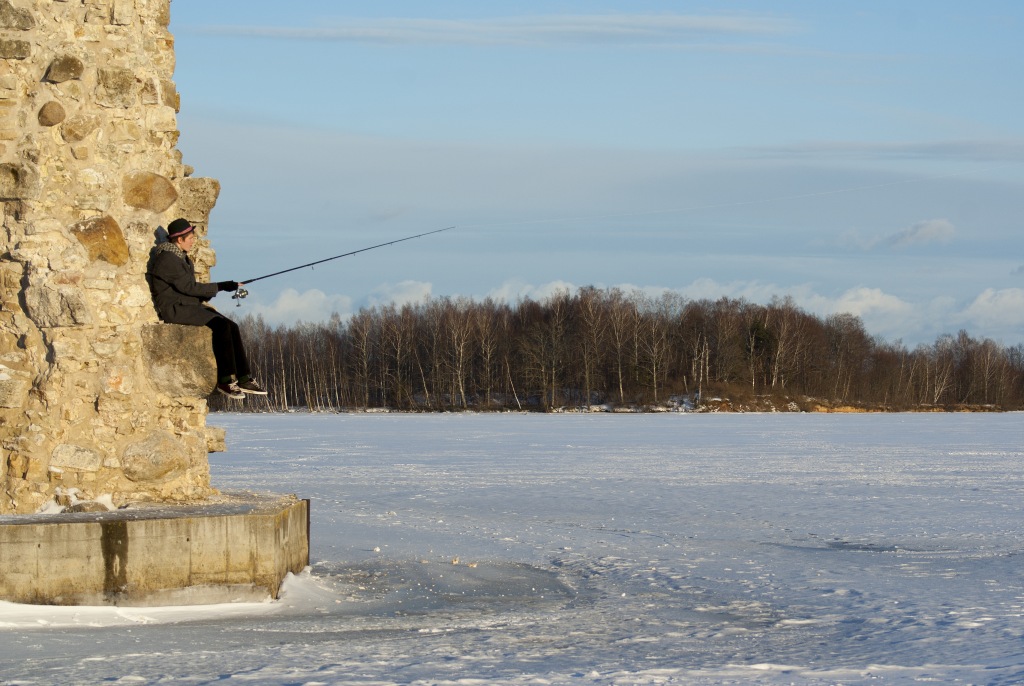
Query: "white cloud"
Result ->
[[197, 14, 798, 47], [244, 288, 353, 326], [958, 288, 1024, 331], [820, 287, 914, 318], [367, 280, 433, 308], [827, 287, 918, 336], [680, 277, 799, 304], [486, 279, 578, 303], [676, 279, 927, 342], [671, 281, 1024, 345]]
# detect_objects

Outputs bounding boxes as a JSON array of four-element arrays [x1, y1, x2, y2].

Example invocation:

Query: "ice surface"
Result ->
[[2, 412, 1023, 684]]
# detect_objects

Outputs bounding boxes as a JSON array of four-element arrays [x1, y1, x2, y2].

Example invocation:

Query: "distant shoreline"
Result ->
[[210, 401, 1016, 414]]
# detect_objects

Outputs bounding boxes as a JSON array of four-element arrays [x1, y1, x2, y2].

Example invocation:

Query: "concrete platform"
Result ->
[[0, 492, 309, 606]]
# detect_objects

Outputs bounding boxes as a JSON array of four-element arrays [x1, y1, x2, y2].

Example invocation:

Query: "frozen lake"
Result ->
[[2, 412, 1023, 684]]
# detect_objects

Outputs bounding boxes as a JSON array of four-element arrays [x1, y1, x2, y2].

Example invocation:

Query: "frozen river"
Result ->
[[2, 412, 1023, 684]]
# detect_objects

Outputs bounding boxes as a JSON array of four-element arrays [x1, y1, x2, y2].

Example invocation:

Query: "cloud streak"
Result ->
[[841, 218, 956, 251], [194, 14, 798, 47], [753, 139, 1024, 162], [886, 219, 956, 248]]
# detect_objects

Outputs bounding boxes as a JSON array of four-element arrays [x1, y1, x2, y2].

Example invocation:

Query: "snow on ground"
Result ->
[[2, 412, 1023, 685]]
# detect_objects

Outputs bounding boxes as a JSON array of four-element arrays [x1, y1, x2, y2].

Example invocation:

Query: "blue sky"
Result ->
[[169, 1, 1024, 345]]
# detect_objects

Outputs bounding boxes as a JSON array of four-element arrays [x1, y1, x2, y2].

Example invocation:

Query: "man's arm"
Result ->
[[152, 252, 220, 300]]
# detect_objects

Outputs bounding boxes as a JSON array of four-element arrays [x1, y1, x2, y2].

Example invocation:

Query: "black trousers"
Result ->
[[205, 314, 251, 381]]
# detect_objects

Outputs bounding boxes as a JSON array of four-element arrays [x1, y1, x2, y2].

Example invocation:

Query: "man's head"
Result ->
[[167, 218, 196, 249]]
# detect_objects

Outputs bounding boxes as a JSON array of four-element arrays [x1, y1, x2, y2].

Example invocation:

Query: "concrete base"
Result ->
[[0, 492, 309, 606]]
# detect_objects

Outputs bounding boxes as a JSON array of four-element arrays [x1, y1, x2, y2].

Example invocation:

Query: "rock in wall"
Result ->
[[0, 0, 225, 514]]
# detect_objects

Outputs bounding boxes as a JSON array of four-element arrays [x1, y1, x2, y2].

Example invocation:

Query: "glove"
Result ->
[[217, 280, 239, 292]]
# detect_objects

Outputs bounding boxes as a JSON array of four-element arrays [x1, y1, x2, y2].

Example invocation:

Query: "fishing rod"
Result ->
[[232, 225, 454, 304]]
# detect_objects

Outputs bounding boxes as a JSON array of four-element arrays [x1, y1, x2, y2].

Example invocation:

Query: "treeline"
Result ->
[[212, 287, 1024, 412]]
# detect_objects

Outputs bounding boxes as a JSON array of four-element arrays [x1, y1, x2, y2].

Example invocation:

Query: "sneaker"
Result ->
[[216, 381, 245, 400], [237, 378, 268, 395]]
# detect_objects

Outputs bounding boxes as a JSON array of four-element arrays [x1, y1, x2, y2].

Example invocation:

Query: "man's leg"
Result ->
[[221, 318, 267, 395], [226, 317, 252, 381], [205, 315, 237, 382]]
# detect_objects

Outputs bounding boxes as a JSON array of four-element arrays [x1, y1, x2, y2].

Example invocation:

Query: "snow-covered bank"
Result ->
[[2, 413, 1023, 685]]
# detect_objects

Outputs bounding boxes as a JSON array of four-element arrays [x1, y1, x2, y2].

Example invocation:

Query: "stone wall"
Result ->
[[0, 0, 224, 514]]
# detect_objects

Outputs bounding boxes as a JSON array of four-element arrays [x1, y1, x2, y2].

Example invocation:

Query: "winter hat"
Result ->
[[167, 218, 195, 239]]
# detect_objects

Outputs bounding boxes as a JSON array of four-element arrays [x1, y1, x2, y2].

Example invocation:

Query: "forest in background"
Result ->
[[210, 287, 1024, 412]]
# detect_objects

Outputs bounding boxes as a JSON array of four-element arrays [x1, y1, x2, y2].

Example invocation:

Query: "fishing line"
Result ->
[[231, 225, 455, 304]]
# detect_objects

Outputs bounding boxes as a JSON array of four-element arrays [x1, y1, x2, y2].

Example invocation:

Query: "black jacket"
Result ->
[[146, 243, 221, 326]]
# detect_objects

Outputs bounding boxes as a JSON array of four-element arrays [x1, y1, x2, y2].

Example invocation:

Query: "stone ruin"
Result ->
[[0, 0, 226, 514]]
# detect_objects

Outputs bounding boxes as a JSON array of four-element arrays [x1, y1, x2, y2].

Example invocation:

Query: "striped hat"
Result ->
[[167, 218, 195, 239]]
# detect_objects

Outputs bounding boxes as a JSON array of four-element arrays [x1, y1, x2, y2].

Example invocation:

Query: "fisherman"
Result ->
[[146, 218, 267, 399]]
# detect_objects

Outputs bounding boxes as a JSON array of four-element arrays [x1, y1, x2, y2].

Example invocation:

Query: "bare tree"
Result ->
[[636, 292, 679, 403], [766, 296, 805, 391], [473, 298, 501, 408], [216, 287, 1024, 413], [606, 288, 636, 404], [572, 286, 608, 407], [348, 309, 376, 407]]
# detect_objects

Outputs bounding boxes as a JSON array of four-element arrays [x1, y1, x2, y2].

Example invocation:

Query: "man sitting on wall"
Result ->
[[146, 218, 267, 400]]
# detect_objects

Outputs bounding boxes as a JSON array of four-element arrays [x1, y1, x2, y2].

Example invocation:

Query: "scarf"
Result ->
[[154, 240, 189, 262]]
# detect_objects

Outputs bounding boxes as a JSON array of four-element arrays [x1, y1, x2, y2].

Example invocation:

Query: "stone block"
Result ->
[[111, 0, 135, 26], [50, 444, 102, 472], [162, 79, 180, 111], [0, 370, 29, 408], [44, 54, 84, 83], [121, 430, 187, 482], [0, 162, 39, 200], [145, 104, 177, 132], [96, 67, 136, 108], [23, 283, 93, 328], [206, 425, 227, 453], [0, 39, 30, 60], [37, 101, 66, 127], [0, 1, 35, 30], [108, 119, 142, 143], [155, 2, 170, 28], [69, 215, 130, 266], [69, 501, 112, 513], [102, 363, 135, 395], [141, 323, 217, 397], [123, 170, 177, 212], [140, 79, 159, 105], [62, 113, 100, 143], [176, 176, 221, 218]]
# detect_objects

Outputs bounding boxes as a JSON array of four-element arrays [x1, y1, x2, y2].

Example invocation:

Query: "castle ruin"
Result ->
[[0, 0, 224, 514]]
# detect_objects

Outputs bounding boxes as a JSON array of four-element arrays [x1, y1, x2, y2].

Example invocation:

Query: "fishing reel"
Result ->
[[232, 286, 249, 306]]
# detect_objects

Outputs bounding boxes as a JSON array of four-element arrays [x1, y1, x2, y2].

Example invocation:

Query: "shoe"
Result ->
[[237, 378, 268, 395], [216, 381, 245, 400]]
